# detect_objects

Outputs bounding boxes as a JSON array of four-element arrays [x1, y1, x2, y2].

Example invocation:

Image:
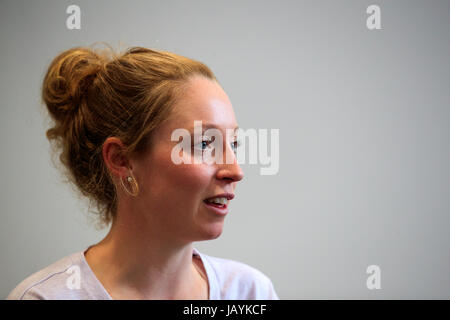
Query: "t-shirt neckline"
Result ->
[[79, 246, 214, 300]]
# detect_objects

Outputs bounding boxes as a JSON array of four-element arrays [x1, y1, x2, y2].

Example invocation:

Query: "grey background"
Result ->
[[1, 0, 449, 299]]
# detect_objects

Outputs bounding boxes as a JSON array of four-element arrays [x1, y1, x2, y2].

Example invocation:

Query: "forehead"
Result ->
[[167, 77, 237, 130]]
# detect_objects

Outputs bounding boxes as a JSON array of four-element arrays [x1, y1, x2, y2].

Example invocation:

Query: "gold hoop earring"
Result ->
[[120, 171, 139, 197]]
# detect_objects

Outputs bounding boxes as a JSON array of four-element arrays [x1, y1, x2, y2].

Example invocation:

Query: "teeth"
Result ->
[[206, 197, 228, 205]]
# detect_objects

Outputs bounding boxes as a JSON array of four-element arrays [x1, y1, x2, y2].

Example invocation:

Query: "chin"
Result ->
[[197, 222, 224, 241]]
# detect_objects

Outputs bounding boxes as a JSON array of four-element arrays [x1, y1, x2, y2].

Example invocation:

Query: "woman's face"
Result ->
[[131, 76, 244, 242]]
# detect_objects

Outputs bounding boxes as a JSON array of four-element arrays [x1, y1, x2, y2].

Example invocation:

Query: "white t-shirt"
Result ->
[[6, 247, 279, 300]]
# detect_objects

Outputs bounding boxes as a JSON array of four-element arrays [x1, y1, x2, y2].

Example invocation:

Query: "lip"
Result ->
[[203, 201, 228, 215], [204, 193, 235, 201]]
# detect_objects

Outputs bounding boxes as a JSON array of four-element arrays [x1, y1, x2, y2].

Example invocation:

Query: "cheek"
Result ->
[[171, 163, 213, 196], [145, 148, 214, 201], [165, 144, 214, 193]]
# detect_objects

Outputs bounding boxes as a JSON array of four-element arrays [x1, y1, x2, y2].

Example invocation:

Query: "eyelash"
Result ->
[[194, 139, 241, 152]]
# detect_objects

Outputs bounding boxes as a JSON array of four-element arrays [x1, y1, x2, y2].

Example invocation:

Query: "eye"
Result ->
[[193, 138, 242, 153], [231, 140, 242, 152], [193, 137, 213, 151], [201, 140, 211, 150]]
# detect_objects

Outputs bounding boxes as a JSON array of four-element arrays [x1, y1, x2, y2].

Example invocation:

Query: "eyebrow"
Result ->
[[188, 123, 239, 131]]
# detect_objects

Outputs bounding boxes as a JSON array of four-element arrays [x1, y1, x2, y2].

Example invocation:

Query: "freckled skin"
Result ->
[[130, 76, 245, 243]]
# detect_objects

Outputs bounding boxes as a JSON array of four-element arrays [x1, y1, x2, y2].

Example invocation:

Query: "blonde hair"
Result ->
[[41, 44, 218, 228]]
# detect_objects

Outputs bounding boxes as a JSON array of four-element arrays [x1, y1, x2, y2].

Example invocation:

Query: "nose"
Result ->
[[215, 143, 244, 182], [217, 161, 244, 182]]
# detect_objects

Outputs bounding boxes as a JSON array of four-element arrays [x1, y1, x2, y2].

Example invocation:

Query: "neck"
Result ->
[[84, 206, 205, 299]]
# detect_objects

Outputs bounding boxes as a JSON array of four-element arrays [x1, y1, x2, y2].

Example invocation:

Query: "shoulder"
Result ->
[[200, 252, 279, 300], [6, 251, 101, 300]]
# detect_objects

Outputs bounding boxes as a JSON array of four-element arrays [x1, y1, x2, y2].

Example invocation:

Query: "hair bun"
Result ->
[[42, 47, 103, 122]]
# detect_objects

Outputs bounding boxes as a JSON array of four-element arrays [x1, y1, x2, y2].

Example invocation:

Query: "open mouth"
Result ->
[[203, 199, 227, 209], [202, 194, 233, 215]]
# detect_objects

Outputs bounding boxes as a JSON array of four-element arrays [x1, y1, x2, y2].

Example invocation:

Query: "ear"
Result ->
[[102, 137, 131, 181]]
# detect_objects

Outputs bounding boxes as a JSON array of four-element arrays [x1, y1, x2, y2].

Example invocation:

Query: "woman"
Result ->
[[7, 45, 279, 300]]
